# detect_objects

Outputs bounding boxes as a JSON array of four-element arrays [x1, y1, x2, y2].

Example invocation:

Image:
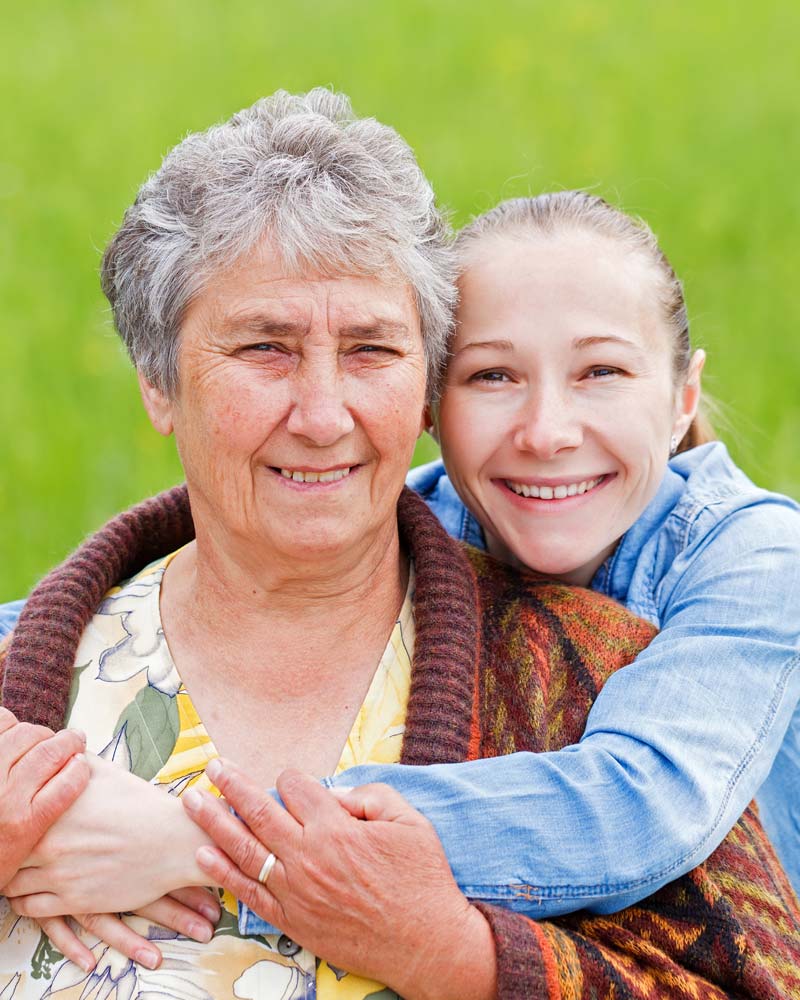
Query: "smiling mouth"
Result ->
[[504, 475, 607, 500], [277, 466, 352, 483]]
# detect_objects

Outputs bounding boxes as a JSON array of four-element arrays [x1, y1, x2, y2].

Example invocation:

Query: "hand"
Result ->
[[0, 706, 89, 887], [25, 887, 222, 973], [183, 759, 497, 1000], [5, 754, 214, 915]]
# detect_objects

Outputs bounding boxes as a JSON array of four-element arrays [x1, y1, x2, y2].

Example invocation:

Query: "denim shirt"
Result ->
[[3, 444, 799, 935]]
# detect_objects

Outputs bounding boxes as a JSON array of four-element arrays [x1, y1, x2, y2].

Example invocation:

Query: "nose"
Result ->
[[513, 384, 583, 458], [285, 369, 355, 446]]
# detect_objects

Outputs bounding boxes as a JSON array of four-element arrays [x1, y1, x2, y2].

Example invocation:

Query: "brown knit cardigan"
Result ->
[[2, 486, 800, 999]]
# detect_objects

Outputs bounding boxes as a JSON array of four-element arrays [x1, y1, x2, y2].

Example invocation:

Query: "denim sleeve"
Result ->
[[343, 507, 800, 913], [240, 504, 800, 933], [0, 600, 24, 638]]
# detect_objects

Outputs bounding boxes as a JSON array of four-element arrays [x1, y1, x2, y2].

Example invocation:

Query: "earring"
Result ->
[[669, 435, 679, 456]]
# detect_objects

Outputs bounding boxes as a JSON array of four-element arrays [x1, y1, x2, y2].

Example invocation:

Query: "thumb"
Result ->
[[330, 782, 423, 826]]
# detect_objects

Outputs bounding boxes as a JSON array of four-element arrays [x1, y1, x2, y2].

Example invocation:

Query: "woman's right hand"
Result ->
[[0, 706, 89, 888], [26, 887, 222, 974]]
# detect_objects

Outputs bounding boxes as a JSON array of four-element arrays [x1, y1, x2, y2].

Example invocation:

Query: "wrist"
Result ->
[[392, 902, 496, 1000], [161, 791, 217, 890]]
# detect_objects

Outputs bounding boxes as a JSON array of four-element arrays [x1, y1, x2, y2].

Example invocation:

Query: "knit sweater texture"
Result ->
[[2, 486, 799, 999]]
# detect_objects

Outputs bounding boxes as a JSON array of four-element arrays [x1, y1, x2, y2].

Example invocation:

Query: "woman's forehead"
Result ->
[[455, 232, 670, 353], [185, 249, 420, 334]]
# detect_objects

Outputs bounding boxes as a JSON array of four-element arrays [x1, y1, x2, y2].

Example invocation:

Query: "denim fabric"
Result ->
[[4, 443, 799, 937], [0, 599, 24, 638], [240, 444, 800, 935]]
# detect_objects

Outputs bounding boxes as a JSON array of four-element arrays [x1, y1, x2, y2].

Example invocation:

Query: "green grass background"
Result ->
[[2, 0, 799, 598]]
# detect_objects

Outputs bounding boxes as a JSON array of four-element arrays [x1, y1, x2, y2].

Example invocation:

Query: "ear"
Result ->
[[671, 349, 705, 443], [423, 402, 440, 443], [137, 371, 175, 437]]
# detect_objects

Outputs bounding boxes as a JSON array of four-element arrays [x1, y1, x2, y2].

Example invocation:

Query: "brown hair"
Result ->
[[455, 192, 714, 453]]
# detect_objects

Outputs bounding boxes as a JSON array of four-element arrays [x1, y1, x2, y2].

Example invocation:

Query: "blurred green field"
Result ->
[[2, 0, 799, 598]]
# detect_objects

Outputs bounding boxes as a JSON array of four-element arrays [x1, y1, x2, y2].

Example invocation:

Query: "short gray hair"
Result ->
[[101, 88, 455, 396]]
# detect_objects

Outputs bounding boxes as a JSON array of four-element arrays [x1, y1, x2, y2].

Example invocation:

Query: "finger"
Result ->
[[204, 759, 301, 848], [16, 730, 87, 794], [168, 886, 222, 924], [0, 723, 57, 772], [134, 895, 214, 943], [276, 769, 345, 827], [330, 781, 426, 825], [29, 753, 91, 831], [6, 892, 64, 918], [73, 913, 162, 971], [34, 917, 97, 974], [183, 787, 285, 882], [0, 706, 19, 735], [189, 761, 301, 850], [195, 845, 285, 930]]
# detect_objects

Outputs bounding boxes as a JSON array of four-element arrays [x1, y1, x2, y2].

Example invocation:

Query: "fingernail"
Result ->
[[199, 903, 221, 923], [135, 949, 160, 970], [189, 921, 213, 943], [205, 758, 222, 783], [196, 846, 218, 869], [79, 957, 96, 973], [68, 728, 87, 743], [183, 788, 202, 811]]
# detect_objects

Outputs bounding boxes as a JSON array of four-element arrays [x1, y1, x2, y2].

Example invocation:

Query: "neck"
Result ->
[[162, 512, 408, 646]]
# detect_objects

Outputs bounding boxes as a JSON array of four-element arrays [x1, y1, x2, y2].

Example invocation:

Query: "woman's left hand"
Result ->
[[4, 754, 213, 915], [182, 759, 496, 1000]]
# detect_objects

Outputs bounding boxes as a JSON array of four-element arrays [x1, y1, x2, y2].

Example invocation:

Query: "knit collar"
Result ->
[[2, 486, 479, 767]]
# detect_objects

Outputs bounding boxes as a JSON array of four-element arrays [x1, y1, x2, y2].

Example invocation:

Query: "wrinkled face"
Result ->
[[140, 241, 427, 565], [438, 231, 700, 586]]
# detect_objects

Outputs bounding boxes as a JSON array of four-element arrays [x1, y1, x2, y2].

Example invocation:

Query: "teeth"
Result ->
[[280, 467, 351, 483], [505, 476, 603, 500]]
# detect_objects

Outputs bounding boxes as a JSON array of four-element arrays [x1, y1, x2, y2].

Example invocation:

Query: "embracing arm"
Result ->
[[323, 502, 800, 916]]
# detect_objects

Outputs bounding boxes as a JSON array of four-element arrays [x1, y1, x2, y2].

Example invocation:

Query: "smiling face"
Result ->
[[139, 241, 427, 570], [437, 230, 702, 585]]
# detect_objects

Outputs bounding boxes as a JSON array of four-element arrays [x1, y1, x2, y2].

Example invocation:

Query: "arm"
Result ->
[[322, 502, 800, 916], [0, 706, 89, 887], [5, 752, 215, 912], [188, 761, 793, 999], [5, 753, 221, 971], [0, 599, 25, 639], [185, 760, 497, 1000]]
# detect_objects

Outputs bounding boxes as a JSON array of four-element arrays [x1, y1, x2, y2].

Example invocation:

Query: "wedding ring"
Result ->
[[257, 851, 278, 885]]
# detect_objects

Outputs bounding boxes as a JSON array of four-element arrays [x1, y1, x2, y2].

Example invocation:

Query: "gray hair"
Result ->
[[101, 88, 455, 396], [456, 192, 715, 452]]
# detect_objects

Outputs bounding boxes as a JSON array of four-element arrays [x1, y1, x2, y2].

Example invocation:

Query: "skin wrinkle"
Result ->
[[139, 242, 427, 630]]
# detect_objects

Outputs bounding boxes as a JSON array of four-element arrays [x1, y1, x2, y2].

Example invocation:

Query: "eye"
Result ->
[[584, 366, 623, 379], [469, 369, 512, 384], [352, 344, 396, 354]]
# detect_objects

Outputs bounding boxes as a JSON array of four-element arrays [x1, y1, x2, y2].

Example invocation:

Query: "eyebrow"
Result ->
[[572, 334, 642, 351], [339, 320, 411, 340], [452, 338, 516, 357], [219, 315, 410, 340], [220, 315, 308, 337]]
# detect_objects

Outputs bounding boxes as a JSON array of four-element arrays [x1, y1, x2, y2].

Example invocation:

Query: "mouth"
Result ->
[[503, 474, 609, 500], [273, 465, 354, 484]]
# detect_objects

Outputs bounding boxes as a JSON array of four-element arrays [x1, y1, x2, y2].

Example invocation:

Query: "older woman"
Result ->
[[2, 90, 800, 999]]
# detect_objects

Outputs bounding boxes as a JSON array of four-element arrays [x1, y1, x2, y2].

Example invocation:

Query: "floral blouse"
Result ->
[[0, 553, 415, 1000]]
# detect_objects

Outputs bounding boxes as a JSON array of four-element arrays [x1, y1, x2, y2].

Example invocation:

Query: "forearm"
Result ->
[[322, 648, 800, 918]]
